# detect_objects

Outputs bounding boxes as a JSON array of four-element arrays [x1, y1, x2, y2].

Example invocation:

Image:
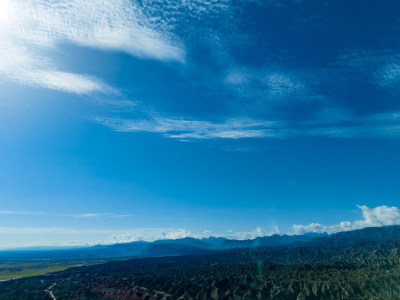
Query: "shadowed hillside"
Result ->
[[2, 238, 400, 299]]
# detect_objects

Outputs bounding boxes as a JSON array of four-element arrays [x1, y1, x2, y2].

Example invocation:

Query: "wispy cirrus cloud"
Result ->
[[109, 214, 135, 218], [1, 64, 108, 95], [292, 205, 400, 235], [10, 0, 185, 61], [0, 0, 186, 94], [225, 66, 306, 103], [3, 0, 399, 142], [298, 111, 400, 138], [337, 50, 400, 94], [94, 109, 400, 142], [96, 115, 285, 140], [377, 62, 400, 92], [0, 210, 133, 219]]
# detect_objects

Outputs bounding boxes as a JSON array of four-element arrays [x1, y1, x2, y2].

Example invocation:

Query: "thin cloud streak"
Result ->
[[95, 110, 400, 142], [96, 116, 284, 140], [298, 111, 400, 138], [109, 214, 135, 218], [0, 210, 133, 219]]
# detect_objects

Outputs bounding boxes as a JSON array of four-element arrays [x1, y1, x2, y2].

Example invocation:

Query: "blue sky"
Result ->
[[1, 0, 400, 248]]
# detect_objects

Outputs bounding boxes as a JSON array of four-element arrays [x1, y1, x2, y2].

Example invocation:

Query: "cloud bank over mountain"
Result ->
[[0, 205, 398, 249], [293, 205, 400, 235]]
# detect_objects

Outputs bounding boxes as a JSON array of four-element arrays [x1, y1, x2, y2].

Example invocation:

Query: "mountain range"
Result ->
[[3, 226, 400, 299], [2, 225, 400, 260]]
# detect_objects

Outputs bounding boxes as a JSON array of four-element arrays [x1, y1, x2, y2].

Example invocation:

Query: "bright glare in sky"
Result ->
[[0, 0, 14, 24]]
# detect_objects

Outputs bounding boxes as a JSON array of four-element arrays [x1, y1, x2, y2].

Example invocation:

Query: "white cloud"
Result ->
[[0, 30, 107, 94], [0, 227, 191, 249], [0, 0, 185, 93], [10, 0, 185, 61], [0, 210, 130, 219], [96, 108, 400, 142], [96, 116, 285, 140], [202, 230, 213, 237], [225, 226, 280, 240], [337, 50, 400, 94], [109, 214, 135, 218], [0, 210, 43, 216], [108, 228, 191, 244], [299, 111, 400, 138], [225, 66, 305, 101], [75, 213, 101, 218], [377, 63, 400, 92], [0, 227, 89, 235], [233, 227, 268, 240], [292, 205, 400, 235]]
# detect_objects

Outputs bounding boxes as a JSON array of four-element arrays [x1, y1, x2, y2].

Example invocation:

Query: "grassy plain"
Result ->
[[0, 260, 96, 280]]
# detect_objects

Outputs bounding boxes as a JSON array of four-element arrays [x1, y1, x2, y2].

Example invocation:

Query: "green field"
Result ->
[[0, 260, 96, 281]]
